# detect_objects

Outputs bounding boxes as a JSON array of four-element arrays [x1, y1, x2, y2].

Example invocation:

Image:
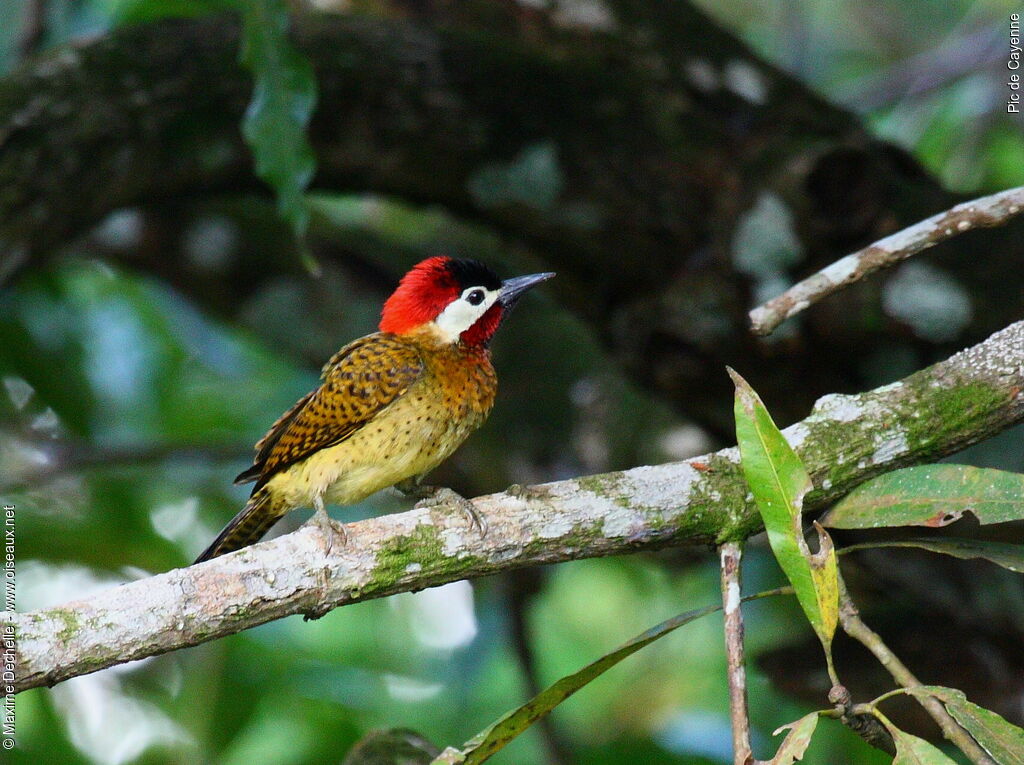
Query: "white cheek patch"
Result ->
[[433, 288, 500, 342]]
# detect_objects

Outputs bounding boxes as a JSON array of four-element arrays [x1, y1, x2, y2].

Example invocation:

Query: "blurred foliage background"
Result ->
[[2, 0, 1022, 763]]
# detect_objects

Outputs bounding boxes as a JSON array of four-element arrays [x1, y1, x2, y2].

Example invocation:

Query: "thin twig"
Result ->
[[0, 440, 249, 488], [836, 573, 995, 765], [719, 541, 753, 765], [749, 186, 1024, 336]]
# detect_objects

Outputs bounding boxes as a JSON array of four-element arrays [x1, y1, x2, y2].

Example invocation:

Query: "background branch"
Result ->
[[10, 320, 1024, 694], [750, 186, 1024, 336]]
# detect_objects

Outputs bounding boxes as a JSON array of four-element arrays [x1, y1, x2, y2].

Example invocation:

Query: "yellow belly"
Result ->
[[264, 381, 487, 509]]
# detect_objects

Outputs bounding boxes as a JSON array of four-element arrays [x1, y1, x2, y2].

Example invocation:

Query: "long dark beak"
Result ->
[[498, 272, 555, 308]]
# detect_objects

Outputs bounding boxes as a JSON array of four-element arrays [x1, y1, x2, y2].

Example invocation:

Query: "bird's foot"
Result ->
[[302, 498, 342, 621], [303, 499, 347, 556], [406, 484, 487, 537]]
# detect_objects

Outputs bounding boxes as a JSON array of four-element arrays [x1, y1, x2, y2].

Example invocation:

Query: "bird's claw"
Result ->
[[304, 499, 347, 555], [302, 497, 341, 621], [412, 486, 488, 537]]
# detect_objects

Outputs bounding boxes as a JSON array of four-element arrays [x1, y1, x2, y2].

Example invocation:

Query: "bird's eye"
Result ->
[[466, 289, 485, 306]]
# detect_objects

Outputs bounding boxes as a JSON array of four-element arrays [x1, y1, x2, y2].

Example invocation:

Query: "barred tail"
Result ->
[[194, 488, 285, 563]]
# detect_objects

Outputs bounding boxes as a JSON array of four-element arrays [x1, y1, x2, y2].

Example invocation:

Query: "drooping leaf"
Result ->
[[909, 687, 1024, 765], [343, 728, 440, 765], [768, 712, 820, 764], [730, 368, 838, 652], [239, 0, 318, 243], [435, 602, 717, 764], [822, 465, 1024, 529], [887, 726, 960, 765], [841, 538, 1024, 573], [433, 588, 788, 765]]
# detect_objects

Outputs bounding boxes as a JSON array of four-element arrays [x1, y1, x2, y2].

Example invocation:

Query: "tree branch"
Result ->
[[719, 541, 753, 765], [9, 320, 1024, 694], [836, 573, 995, 765], [749, 186, 1024, 336]]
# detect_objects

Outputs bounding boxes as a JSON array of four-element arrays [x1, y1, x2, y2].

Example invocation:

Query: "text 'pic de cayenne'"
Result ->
[[195, 257, 554, 563]]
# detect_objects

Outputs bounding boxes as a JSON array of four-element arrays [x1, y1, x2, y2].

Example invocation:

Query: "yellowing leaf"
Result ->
[[808, 522, 838, 648], [730, 368, 838, 652], [769, 712, 819, 764]]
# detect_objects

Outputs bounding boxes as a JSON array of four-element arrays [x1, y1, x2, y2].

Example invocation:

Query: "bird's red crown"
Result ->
[[379, 256, 503, 344]]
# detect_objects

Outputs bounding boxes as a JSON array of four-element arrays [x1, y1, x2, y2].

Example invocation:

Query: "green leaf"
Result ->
[[239, 0, 318, 241], [887, 726, 960, 765], [435, 602, 718, 764], [909, 687, 1024, 765], [768, 712, 820, 764], [841, 538, 1024, 573], [433, 587, 787, 765], [730, 368, 838, 652], [822, 465, 1024, 529]]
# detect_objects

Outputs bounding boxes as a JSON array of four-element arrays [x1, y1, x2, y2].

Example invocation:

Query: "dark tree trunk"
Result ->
[[1, 4, 1021, 433]]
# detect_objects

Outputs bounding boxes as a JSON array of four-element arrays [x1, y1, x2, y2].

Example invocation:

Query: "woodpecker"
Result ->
[[195, 257, 554, 562]]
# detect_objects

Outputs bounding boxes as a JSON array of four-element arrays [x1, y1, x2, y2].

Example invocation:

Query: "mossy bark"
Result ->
[[9, 320, 1024, 693]]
